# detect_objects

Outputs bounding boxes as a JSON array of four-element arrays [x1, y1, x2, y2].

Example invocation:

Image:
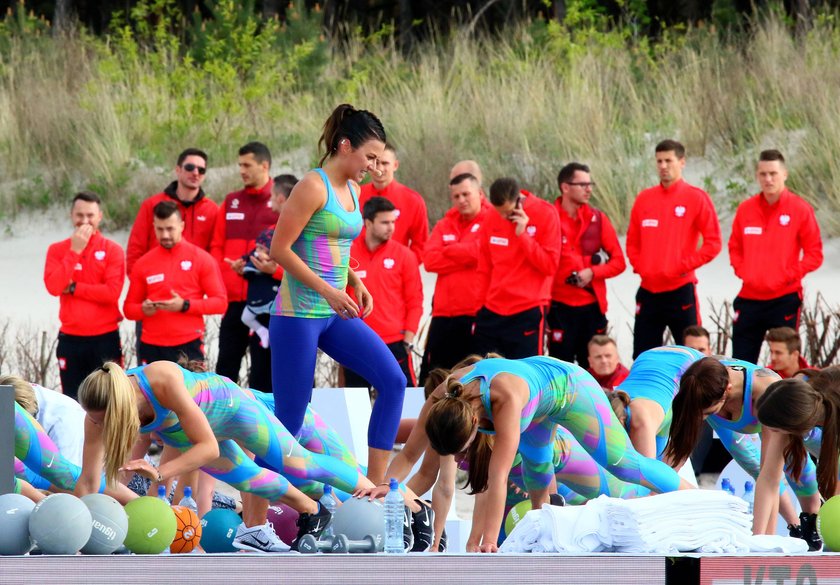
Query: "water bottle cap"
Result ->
[[744, 481, 754, 491], [389, 478, 399, 490], [184, 486, 192, 497], [158, 485, 166, 496], [721, 478, 731, 486], [323, 484, 332, 494]]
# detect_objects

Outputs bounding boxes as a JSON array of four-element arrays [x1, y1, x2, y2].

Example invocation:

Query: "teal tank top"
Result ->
[[274, 168, 362, 318], [708, 359, 775, 435]]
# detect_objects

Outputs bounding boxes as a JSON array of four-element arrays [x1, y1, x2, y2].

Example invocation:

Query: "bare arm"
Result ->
[[75, 415, 107, 496], [431, 455, 457, 551], [753, 428, 786, 534]]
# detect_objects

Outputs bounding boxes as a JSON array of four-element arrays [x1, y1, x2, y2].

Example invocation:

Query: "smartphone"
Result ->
[[515, 195, 523, 209]]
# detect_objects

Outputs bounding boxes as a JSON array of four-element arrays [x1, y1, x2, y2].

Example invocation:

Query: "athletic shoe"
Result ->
[[232, 522, 290, 553], [292, 503, 332, 550], [549, 494, 566, 507], [410, 500, 435, 552], [403, 505, 415, 552], [788, 523, 803, 539], [798, 512, 823, 552], [438, 529, 448, 552]]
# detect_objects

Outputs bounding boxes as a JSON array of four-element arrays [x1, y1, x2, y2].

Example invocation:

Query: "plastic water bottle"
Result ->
[[743, 481, 755, 515], [320, 485, 337, 538], [157, 484, 168, 503], [178, 486, 198, 512], [720, 477, 736, 496], [384, 478, 405, 554]]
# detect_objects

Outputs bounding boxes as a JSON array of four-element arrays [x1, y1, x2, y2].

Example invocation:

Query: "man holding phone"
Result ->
[[472, 177, 561, 358], [124, 201, 227, 365]]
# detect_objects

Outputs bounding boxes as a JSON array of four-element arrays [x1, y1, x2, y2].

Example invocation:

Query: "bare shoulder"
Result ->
[[288, 171, 329, 207], [142, 361, 183, 389]]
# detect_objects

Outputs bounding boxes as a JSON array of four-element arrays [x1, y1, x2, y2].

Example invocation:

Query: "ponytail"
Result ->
[[78, 362, 140, 486], [318, 104, 386, 166], [664, 357, 728, 466]]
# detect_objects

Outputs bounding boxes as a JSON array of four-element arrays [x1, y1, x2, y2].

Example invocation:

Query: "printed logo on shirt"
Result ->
[[526, 226, 537, 236], [180, 260, 192, 271], [561, 236, 568, 245], [490, 236, 509, 246], [197, 215, 206, 222], [58, 357, 67, 370], [641, 219, 659, 228], [394, 209, 401, 219], [226, 212, 245, 221], [383, 258, 395, 269], [674, 205, 686, 218], [443, 234, 456, 242], [231, 198, 240, 209], [780, 214, 791, 226], [744, 226, 762, 235], [470, 224, 481, 233], [146, 273, 165, 284], [267, 201, 273, 208], [356, 270, 367, 279], [74, 263, 83, 271], [94, 250, 106, 261], [552, 330, 563, 343]]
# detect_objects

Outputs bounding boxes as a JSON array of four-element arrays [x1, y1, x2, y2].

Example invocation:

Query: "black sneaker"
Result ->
[[788, 523, 803, 539], [403, 505, 414, 552], [292, 503, 332, 550], [438, 529, 448, 552], [410, 500, 435, 552], [799, 512, 823, 552]]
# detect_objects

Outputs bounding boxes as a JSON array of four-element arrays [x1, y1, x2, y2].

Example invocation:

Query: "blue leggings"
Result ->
[[269, 314, 406, 450]]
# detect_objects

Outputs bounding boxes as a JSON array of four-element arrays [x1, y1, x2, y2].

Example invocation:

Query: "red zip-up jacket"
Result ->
[[210, 180, 278, 302], [124, 240, 227, 346], [424, 202, 492, 318], [359, 180, 429, 263], [476, 192, 562, 316], [626, 179, 721, 293], [348, 238, 423, 344], [551, 199, 626, 314], [44, 231, 124, 336], [125, 183, 219, 274], [729, 189, 822, 300]]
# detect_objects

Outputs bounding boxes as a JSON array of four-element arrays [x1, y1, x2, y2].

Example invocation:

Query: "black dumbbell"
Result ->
[[330, 534, 381, 553], [298, 534, 336, 554]]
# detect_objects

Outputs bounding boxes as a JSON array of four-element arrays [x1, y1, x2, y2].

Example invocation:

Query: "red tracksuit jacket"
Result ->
[[359, 180, 429, 263]]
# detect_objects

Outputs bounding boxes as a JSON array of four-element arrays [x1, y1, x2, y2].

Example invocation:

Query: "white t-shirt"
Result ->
[[32, 384, 86, 467]]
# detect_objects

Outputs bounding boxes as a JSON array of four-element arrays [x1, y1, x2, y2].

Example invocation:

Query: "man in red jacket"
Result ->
[[626, 139, 722, 358], [44, 192, 124, 399], [124, 201, 227, 365], [358, 143, 428, 263], [729, 150, 823, 363], [473, 177, 561, 358], [420, 171, 491, 383], [211, 142, 279, 391], [549, 162, 626, 365], [125, 148, 218, 275], [586, 335, 630, 390], [766, 326, 811, 378], [344, 197, 423, 387]]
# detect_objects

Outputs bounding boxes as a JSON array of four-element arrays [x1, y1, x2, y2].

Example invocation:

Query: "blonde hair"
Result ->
[[1, 375, 38, 417], [77, 362, 140, 486]]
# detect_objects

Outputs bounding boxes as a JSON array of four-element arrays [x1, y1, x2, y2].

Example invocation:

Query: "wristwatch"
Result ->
[[180, 299, 191, 313]]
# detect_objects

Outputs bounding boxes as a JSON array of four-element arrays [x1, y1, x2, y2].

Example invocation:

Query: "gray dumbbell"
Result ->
[[330, 534, 380, 554], [298, 534, 336, 554]]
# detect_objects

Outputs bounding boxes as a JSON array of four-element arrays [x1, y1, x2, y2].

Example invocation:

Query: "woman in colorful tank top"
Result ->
[[665, 357, 822, 550], [269, 104, 406, 484]]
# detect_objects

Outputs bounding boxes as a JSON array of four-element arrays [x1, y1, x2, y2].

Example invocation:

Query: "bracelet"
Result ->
[[377, 482, 390, 486], [68, 282, 76, 295], [180, 299, 191, 313], [157, 470, 163, 483]]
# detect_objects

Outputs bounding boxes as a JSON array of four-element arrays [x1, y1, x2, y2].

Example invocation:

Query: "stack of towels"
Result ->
[[499, 490, 808, 554]]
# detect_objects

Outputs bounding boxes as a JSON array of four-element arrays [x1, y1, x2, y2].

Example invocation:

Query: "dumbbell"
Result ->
[[297, 534, 335, 554], [330, 534, 381, 554]]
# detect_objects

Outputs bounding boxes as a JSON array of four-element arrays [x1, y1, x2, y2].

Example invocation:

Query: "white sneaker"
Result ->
[[232, 522, 291, 553]]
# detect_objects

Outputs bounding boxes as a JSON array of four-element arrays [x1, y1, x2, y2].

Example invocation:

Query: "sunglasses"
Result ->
[[182, 163, 207, 175]]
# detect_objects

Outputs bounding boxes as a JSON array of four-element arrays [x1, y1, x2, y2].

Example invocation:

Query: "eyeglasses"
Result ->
[[182, 163, 207, 175], [565, 181, 596, 188]]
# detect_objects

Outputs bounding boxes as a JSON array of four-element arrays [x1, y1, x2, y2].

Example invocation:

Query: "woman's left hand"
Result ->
[[119, 459, 159, 481], [479, 542, 498, 553], [355, 282, 374, 318]]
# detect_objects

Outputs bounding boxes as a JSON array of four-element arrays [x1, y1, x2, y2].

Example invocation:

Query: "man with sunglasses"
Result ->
[[548, 162, 626, 365], [125, 148, 218, 275]]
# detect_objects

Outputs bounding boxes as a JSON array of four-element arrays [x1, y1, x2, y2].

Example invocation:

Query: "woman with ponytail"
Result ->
[[269, 104, 407, 484], [756, 367, 840, 550], [665, 356, 821, 548], [75, 361, 376, 552], [358, 355, 692, 552]]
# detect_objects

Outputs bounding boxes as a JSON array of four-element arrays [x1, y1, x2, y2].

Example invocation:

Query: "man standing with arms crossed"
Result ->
[[359, 143, 428, 263], [626, 139, 721, 358], [548, 162, 626, 365], [421, 170, 491, 382], [729, 150, 822, 364], [44, 192, 124, 399], [124, 201, 227, 365], [211, 142, 279, 391]]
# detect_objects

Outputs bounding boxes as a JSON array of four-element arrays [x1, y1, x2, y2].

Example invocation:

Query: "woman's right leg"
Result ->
[[269, 315, 324, 437]]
